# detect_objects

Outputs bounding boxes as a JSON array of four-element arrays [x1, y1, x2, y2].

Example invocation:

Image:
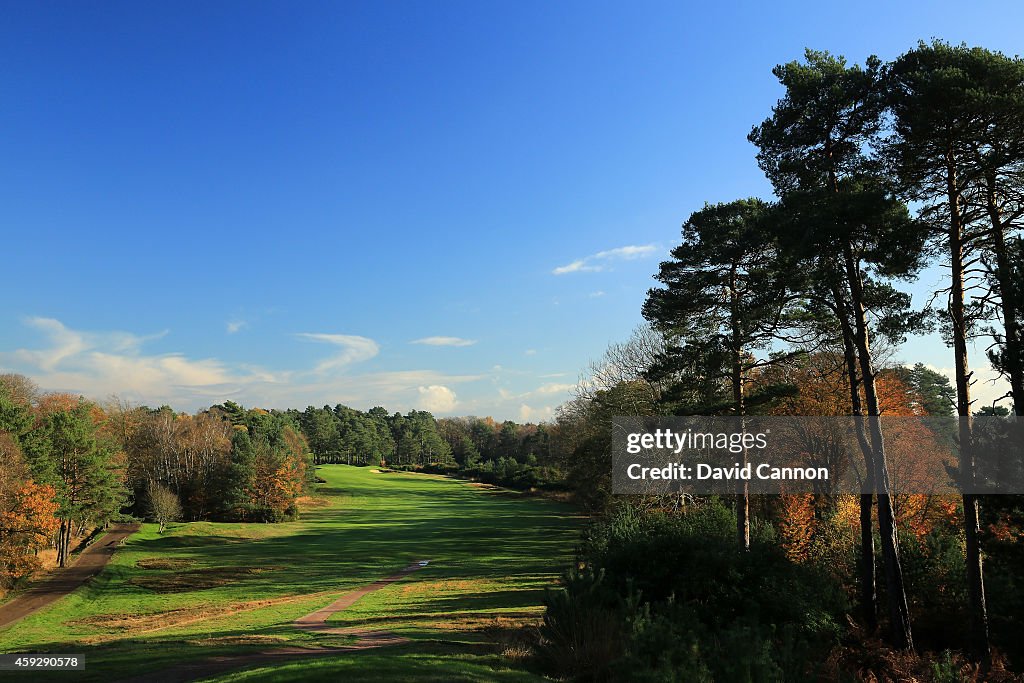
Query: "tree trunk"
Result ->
[[56, 520, 64, 568], [730, 261, 750, 551], [56, 519, 70, 568], [831, 280, 879, 631], [984, 170, 1024, 416], [949, 159, 991, 663], [844, 245, 914, 651]]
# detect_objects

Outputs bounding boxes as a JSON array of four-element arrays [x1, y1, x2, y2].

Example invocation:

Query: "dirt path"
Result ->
[[293, 559, 428, 640], [0, 523, 141, 631], [118, 560, 430, 683]]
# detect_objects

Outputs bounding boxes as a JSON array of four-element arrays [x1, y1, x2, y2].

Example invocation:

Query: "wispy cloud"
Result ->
[[410, 336, 477, 347], [491, 380, 576, 402], [535, 382, 575, 395], [0, 318, 491, 414], [226, 319, 247, 334], [9, 317, 168, 372], [589, 290, 606, 298], [552, 259, 595, 275], [295, 333, 380, 373], [0, 318, 278, 406], [552, 244, 658, 275]]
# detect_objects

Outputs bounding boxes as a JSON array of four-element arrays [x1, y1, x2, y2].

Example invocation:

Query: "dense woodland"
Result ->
[[2, 38, 1023, 681], [536, 41, 1024, 681]]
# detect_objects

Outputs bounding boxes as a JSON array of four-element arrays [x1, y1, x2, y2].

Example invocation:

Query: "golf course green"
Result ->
[[0, 466, 581, 681]]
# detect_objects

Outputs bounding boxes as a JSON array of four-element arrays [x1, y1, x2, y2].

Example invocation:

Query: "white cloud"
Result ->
[[295, 333, 380, 373], [552, 244, 658, 275], [17, 317, 88, 371], [0, 318, 493, 413], [417, 385, 457, 413], [925, 364, 1012, 411], [524, 349, 537, 356], [226, 319, 246, 334], [491, 380, 575, 404], [552, 259, 598, 275], [410, 336, 477, 347], [589, 290, 606, 298], [594, 245, 657, 260], [12, 317, 168, 371], [0, 318, 280, 408], [535, 382, 575, 395], [519, 403, 555, 422]]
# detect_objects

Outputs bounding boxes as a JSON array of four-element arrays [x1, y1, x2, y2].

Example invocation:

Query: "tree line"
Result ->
[[0, 376, 568, 590], [292, 403, 564, 489], [0, 381, 316, 587]]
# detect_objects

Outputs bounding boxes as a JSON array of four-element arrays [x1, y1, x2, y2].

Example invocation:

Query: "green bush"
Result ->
[[901, 528, 969, 650], [539, 567, 624, 682], [545, 499, 846, 681]]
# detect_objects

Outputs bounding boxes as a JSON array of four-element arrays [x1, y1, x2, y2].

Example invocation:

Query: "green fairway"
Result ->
[[0, 466, 580, 681]]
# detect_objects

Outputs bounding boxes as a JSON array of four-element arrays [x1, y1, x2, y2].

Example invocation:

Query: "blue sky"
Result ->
[[1, 1, 1019, 419]]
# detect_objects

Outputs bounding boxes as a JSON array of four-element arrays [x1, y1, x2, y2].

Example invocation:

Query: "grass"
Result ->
[[0, 466, 581, 681], [205, 644, 545, 682]]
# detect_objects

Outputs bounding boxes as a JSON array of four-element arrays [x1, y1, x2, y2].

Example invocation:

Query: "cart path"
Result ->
[[0, 523, 141, 630], [118, 560, 430, 683]]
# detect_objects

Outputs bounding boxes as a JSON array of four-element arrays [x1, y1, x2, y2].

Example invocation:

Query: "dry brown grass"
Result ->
[[70, 591, 333, 642], [135, 558, 196, 571], [339, 608, 542, 635], [532, 489, 575, 504], [461, 481, 574, 505], [396, 579, 487, 597], [127, 566, 283, 592], [483, 617, 542, 663], [184, 634, 288, 647], [36, 548, 59, 571], [820, 621, 1024, 682], [421, 611, 541, 632], [467, 482, 502, 491]]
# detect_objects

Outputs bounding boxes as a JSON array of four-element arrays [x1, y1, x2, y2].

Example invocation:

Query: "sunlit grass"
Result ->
[[0, 466, 579, 681]]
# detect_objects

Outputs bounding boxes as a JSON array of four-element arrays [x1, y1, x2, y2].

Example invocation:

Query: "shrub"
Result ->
[[898, 527, 968, 651], [545, 499, 846, 681], [539, 567, 624, 682]]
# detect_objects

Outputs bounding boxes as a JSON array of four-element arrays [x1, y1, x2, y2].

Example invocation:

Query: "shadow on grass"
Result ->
[[1, 467, 577, 683]]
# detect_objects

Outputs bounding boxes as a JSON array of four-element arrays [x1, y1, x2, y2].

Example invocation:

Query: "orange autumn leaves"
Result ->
[[244, 427, 308, 518], [0, 481, 59, 582], [759, 355, 961, 563], [0, 432, 58, 585]]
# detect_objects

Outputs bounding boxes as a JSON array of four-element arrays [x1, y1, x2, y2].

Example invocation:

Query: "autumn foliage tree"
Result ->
[[0, 436, 58, 586]]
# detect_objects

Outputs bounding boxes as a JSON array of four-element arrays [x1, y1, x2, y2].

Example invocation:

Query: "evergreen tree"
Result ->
[[886, 41, 1024, 660], [751, 49, 923, 648], [30, 402, 127, 566], [644, 198, 799, 549]]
